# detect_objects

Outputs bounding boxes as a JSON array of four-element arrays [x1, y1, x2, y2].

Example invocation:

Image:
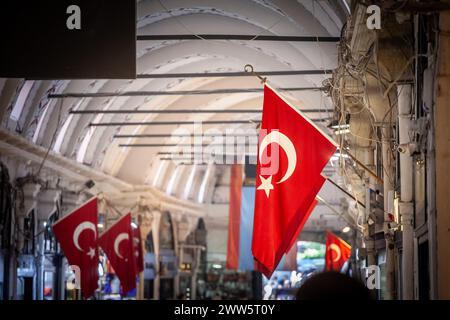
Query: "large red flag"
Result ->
[[286, 197, 320, 254], [132, 224, 144, 273], [252, 84, 337, 278], [98, 213, 137, 293], [52, 197, 99, 299], [279, 198, 320, 272], [325, 231, 352, 271]]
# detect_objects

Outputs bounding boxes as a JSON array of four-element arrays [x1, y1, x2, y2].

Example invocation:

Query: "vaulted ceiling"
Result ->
[[0, 0, 349, 212]]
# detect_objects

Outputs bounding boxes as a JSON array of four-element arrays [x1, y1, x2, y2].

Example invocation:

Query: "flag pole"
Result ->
[[104, 198, 124, 218], [324, 177, 365, 209], [316, 196, 362, 234], [339, 148, 384, 185]]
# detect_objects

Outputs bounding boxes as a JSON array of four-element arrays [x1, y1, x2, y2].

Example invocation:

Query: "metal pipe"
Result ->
[[398, 84, 414, 299], [137, 34, 340, 42], [71, 108, 332, 114], [119, 143, 257, 147], [159, 156, 249, 161], [48, 87, 324, 99], [90, 120, 260, 126], [382, 125, 396, 300], [115, 133, 258, 138], [159, 159, 224, 163], [157, 152, 253, 156], [362, 177, 377, 299], [341, 148, 384, 185], [73, 109, 260, 114], [136, 70, 333, 78], [91, 118, 329, 127]]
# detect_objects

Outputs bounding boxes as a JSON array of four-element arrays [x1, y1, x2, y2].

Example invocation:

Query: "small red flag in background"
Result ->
[[325, 231, 352, 271], [52, 197, 99, 299], [98, 213, 137, 294], [132, 224, 144, 273], [252, 84, 337, 278]]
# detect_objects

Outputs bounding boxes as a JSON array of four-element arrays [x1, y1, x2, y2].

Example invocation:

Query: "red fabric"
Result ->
[[268, 197, 321, 274], [226, 164, 243, 270], [98, 213, 137, 293], [281, 197, 319, 271], [52, 197, 99, 299], [282, 196, 318, 271], [252, 85, 337, 278], [282, 239, 298, 271], [325, 231, 352, 271], [286, 196, 320, 253], [133, 225, 144, 273]]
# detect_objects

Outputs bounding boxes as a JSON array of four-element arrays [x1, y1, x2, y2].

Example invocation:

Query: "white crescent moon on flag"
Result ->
[[73, 221, 97, 252], [114, 233, 129, 259], [259, 131, 297, 184], [329, 243, 342, 262]]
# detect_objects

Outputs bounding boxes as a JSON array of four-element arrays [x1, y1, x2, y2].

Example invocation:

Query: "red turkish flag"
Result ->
[[286, 196, 320, 253], [98, 213, 137, 293], [132, 224, 144, 273], [325, 231, 352, 271], [252, 85, 337, 278], [52, 197, 99, 299]]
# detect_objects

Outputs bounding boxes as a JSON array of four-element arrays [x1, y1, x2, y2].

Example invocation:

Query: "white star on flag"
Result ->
[[257, 175, 274, 198], [87, 247, 96, 259]]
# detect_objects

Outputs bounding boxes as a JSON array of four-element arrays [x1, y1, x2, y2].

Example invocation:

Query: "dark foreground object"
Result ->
[[296, 271, 373, 300]]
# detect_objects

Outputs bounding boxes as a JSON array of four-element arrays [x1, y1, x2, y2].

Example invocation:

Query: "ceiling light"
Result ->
[[342, 226, 351, 233], [331, 124, 350, 130]]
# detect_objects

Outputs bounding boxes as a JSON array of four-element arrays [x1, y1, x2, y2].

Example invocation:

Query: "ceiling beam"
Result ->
[[90, 120, 259, 126], [157, 152, 253, 156], [91, 118, 330, 126], [114, 133, 258, 138], [119, 143, 257, 147], [158, 157, 245, 160], [136, 34, 340, 42], [158, 158, 248, 164], [48, 87, 324, 99], [71, 108, 332, 115]]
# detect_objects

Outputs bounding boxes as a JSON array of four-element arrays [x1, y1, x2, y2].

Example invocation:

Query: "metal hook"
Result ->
[[244, 64, 267, 84], [244, 64, 254, 73]]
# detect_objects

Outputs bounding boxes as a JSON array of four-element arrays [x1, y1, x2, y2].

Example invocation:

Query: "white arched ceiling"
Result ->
[[0, 0, 347, 204]]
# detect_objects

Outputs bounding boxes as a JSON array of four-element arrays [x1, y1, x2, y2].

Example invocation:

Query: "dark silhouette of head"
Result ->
[[295, 271, 373, 300]]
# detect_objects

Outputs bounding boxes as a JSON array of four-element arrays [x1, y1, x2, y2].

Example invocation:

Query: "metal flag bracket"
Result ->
[[244, 64, 267, 84]]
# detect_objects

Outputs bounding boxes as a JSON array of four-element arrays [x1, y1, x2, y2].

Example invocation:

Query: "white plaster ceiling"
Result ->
[[0, 0, 349, 212]]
